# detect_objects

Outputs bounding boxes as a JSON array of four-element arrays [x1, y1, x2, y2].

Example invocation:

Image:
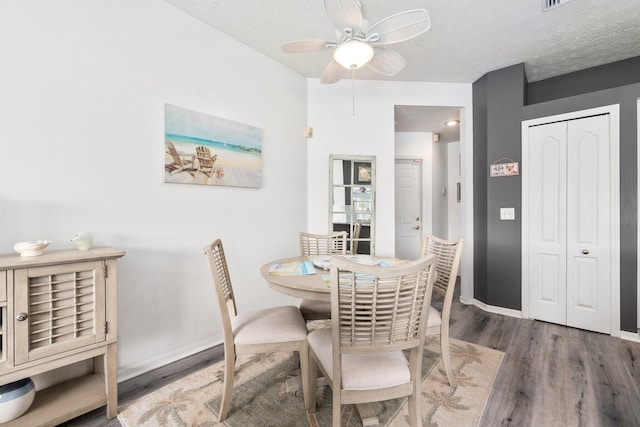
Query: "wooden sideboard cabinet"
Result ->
[[0, 247, 124, 426]]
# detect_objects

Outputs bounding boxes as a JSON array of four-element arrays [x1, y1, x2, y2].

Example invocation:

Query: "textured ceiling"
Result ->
[[163, 0, 640, 83], [162, 0, 640, 134]]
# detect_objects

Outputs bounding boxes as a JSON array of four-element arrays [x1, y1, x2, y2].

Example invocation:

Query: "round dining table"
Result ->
[[260, 254, 423, 302], [260, 255, 331, 302]]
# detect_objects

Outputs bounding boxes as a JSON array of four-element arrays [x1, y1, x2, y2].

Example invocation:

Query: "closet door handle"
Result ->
[[581, 249, 589, 255], [16, 312, 28, 321]]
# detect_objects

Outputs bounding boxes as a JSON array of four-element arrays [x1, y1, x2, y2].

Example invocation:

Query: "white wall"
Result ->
[[0, 1, 308, 380], [448, 142, 461, 240], [431, 138, 449, 238], [306, 80, 473, 296]]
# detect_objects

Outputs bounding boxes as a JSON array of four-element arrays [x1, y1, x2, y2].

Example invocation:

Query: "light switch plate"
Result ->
[[500, 207, 515, 220]]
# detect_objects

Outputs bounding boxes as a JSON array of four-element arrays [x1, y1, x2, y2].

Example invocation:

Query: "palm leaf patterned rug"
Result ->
[[118, 336, 503, 427]]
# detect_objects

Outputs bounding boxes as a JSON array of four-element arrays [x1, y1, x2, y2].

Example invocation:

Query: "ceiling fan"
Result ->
[[281, 0, 431, 84]]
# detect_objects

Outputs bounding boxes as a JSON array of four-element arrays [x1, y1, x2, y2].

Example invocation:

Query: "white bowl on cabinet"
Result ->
[[13, 240, 50, 257], [0, 378, 36, 423]]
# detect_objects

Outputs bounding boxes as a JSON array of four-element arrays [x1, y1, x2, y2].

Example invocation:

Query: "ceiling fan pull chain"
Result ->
[[352, 69, 356, 116]]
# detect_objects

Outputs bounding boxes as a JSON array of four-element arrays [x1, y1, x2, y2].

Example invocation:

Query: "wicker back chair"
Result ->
[[421, 233, 464, 387], [204, 239, 310, 421], [305, 255, 437, 426], [298, 231, 347, 321], [299, 231, 348, 256]]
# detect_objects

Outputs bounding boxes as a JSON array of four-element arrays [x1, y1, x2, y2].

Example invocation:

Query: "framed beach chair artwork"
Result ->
[[163, 103, 262, 188]]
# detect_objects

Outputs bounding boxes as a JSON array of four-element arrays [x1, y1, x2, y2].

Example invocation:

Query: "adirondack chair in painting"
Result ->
[[165, 141, 195, 175], [195, 146, 219, 180]]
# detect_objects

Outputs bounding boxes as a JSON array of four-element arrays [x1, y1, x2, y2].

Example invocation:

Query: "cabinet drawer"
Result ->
[[0, 271, 6, 302]]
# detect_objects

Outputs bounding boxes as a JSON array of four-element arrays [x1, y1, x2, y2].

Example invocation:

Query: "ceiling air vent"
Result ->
[[543, 0, 574, 11]]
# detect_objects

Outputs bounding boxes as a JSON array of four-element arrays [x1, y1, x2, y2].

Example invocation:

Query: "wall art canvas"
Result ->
[[164, 103, 262, 188]]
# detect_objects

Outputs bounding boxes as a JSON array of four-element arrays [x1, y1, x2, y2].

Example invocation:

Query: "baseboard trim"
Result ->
[[459, 296, 473, 305], [620, 330, 640, 343], [471, 299, 522, 319]]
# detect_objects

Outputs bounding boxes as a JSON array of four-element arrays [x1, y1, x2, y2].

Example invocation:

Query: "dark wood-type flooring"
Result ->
[[62, 285, 640, 426]]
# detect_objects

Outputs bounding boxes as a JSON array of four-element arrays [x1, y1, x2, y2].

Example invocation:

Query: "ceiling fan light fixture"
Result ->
[[333, 40, 374, 70]]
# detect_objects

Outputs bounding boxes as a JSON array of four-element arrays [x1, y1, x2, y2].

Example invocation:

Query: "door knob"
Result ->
[[581, 249, 589, 255], [16, 312, 28, 321], [413, 225, 421, 230]]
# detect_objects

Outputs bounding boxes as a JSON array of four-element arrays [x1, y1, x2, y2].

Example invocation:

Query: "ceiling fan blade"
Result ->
[[321, 60, 347, 84], [366, 9, 431, 45], [324, 0, 363, 36], [282, 39, 336, 53], [366, 47, 406, 76]]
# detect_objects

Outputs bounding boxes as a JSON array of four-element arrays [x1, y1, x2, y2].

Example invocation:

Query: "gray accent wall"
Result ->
[[474, 64, 526, 310], [473, 58, 639, 332]]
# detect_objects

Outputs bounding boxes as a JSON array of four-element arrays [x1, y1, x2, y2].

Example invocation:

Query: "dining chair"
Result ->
[[305, 255, 437, 427], [204, 239, 310, 421], [421, 233, 464, 387], [298, 231, 347, 321]]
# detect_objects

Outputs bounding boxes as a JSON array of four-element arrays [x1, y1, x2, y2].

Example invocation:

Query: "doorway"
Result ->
[[522, 105, 620, 335], [394, 105, 462, 257]]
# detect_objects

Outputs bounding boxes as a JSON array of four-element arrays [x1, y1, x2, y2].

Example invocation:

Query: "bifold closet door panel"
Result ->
[[527, 121, 568, 325], [566, 115, 611, 334]]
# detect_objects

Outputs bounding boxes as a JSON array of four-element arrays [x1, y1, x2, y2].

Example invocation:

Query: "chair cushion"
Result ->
[[308, 328, 410, 390], [299, 299, 331, 315], [427, 305, 442, 327], [232, 305, 307, 345]]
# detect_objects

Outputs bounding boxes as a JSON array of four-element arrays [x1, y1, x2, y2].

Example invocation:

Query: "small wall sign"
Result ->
[[490, 161, 519, 177]]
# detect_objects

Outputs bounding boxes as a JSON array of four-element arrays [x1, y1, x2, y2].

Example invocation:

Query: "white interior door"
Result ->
[[566, 115, 611, 333], [395, 159, 422, 260], [526, 114, 611, 334]]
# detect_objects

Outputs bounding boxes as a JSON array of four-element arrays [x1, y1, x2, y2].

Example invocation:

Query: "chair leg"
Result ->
[[218, 349, 235, 421], [299, 343, 312, 411], [407, 392, 421, 427], [332, 391, 341, 427], [307, 354, 318, 412], [440, 330, 456, 387]]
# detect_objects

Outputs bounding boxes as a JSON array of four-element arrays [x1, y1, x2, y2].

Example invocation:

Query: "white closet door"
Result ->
[[566, 115, 610, 333], [528, 121, 568, 325], [527, 115, 611, 334]]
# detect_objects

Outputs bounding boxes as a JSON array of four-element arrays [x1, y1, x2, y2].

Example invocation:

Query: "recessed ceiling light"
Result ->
[[445, 120, 459, 127]]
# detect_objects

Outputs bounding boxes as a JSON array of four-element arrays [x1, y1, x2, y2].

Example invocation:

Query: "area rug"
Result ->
[[118, 337, 504, 427]]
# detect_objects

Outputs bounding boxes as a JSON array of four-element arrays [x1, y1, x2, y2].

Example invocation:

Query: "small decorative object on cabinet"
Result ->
[[0, 247, 124, 426], [71, 232, 93, 250]]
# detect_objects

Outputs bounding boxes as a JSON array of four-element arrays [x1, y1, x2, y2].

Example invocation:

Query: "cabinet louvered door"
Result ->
[[13, 261, 106, 364]]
